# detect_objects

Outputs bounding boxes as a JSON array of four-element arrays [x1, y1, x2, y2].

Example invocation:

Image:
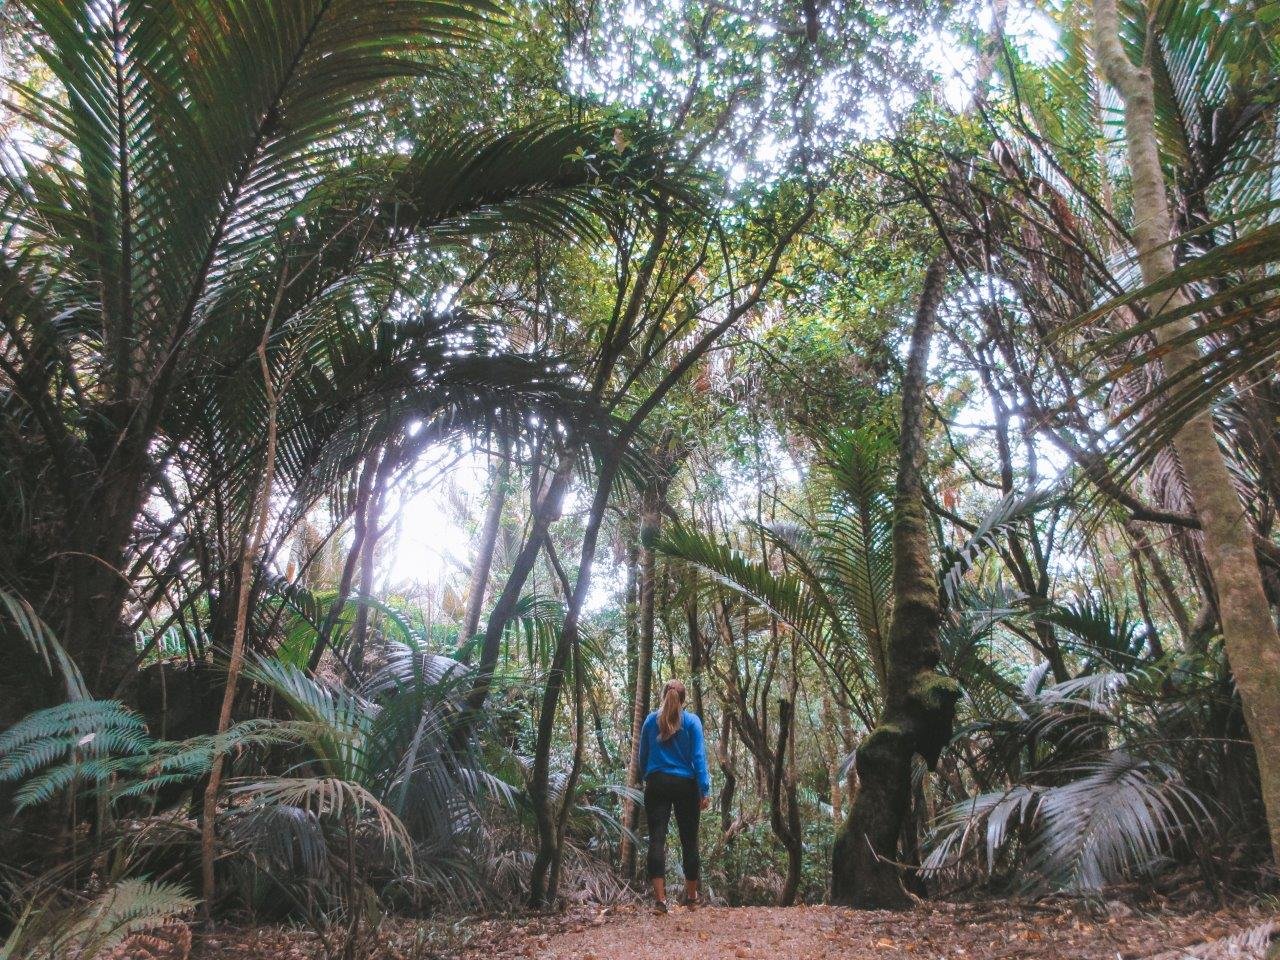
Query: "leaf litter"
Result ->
[[181, 899, 1278, 960]]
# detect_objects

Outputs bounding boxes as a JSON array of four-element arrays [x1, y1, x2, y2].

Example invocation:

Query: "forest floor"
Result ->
[[187, 898, 1279, 960]]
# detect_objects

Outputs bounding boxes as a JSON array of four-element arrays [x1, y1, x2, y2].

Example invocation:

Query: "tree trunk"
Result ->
[[461, 448, 511, 642], [200, 329, 285, 918], [60, 459, 151, 700], [350, 462, 392, 673], [545, 624, 586, 901], [1124, 519, 1192, 645], [771, 699, 803, 906], [717, 707, 736, 834], [308, 449, 387, 673], [687, 593, 704, 719], [528, 455, 622, 906], [830, 257, 961, 908], [1092, 0, 1280, 866], [462, 462, 571, 715], [624, 540, 639, 718], [618, 486, 661, 879]]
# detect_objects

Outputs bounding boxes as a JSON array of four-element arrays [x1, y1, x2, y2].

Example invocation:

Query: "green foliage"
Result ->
[[925, 616, 1252, 894], [1, 878, 196, 960], [0, 587, 87, 701], [0, 698, 310, 810], [1040, 595, 1146, 670], [925, 672, 1208, 893], [939, 489, 1058, 606], [0, 700, 148, 809], [1, 0, 1275, 924]]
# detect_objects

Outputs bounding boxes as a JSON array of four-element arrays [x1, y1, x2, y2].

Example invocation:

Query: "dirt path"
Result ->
[[191, 899, 1273, 959], [477, 901, 1273, 960]]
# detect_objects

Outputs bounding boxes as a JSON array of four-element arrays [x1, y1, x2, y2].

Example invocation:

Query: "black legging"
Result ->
[[644, 772, 700, 881]]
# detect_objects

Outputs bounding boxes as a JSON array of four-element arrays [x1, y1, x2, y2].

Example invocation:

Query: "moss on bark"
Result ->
[[829, 257, 962, 909]]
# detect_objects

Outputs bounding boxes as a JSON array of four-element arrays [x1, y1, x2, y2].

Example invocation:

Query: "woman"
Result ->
[[637, 678, 711, 913]]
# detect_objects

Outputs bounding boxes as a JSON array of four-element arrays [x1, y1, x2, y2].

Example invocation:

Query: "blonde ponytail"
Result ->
[[657, 679, 687, 741]]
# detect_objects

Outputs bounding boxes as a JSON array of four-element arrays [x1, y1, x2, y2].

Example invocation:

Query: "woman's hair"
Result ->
[[657, 679, 687, 741]]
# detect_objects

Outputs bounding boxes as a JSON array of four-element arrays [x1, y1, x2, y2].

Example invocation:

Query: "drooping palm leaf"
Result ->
[[0, 586, 87, 701], [940, 488, 1057, 604], [657, 522, 836, 657]]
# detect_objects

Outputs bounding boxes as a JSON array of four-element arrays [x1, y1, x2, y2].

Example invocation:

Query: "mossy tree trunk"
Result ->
[[829, 256, 961, 908]]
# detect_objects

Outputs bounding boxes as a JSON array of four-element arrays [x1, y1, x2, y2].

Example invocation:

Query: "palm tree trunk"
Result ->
[[1092, 0, 1280, 866], [829, 256, 961, 908]]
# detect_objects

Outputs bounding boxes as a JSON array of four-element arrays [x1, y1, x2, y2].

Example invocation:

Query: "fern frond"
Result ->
[[3, 878, 195, 960]]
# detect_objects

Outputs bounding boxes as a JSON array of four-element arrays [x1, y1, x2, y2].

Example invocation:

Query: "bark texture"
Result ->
[[461, 450, 510, 642], [618, 486, 661, 878], [1092, 0, 1280, 865], [829, 257, 961, 908]]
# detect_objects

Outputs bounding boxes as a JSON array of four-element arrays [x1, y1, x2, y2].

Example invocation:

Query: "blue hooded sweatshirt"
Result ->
[[637, 709, 711, 797]]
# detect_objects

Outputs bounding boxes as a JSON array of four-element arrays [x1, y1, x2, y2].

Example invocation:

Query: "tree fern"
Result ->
[[0, 700, 310, 811], [1, 878, 196, 960], [0, 701, 149, 809]]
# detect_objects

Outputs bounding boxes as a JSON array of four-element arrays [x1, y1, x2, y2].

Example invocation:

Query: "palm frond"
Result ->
[[657, 522, 833, 651], [243, 656, 371, 780], [1039, 594, 1147, 669], [1026, 752, 1205, 892], [0, 586, 87, 700], [940, 489, 1057, 604], [227, 776, 413, 861], [925, 753, 1204, 893]]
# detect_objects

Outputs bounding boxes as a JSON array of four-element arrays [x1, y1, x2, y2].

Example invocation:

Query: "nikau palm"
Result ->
[[661, 419, 1050, 906], [0, 0, 673, 716], [1089, 0, 1280, 864]]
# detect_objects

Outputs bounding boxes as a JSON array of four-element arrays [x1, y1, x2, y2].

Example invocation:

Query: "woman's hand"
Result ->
[[699, 795, 711, 810]]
